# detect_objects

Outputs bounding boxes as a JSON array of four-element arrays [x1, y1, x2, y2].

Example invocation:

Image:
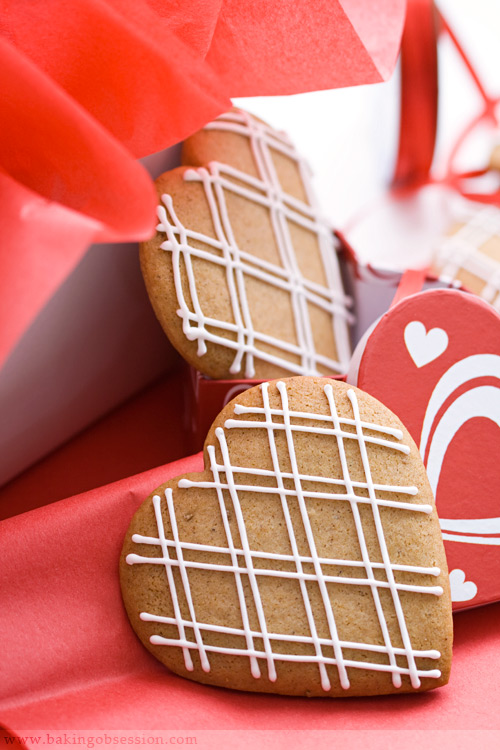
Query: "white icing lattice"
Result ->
[[156, 109, 352, 377], [435, 206, 500, 310], [127, 382, 443, 692]]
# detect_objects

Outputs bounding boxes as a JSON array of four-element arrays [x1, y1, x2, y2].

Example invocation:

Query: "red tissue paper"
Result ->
[[0, 0, 405, 368], [1, 452, 500, 736]]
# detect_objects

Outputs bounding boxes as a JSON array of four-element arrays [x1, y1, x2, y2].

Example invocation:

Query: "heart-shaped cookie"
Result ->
[[432, 206, 500, 310], [348, 288, 500, 610], [140, 108, 352, 379], [120, 377, 452, 697]]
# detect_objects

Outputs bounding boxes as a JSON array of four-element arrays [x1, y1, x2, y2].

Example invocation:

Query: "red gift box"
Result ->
[[348, 286, 500, 613]]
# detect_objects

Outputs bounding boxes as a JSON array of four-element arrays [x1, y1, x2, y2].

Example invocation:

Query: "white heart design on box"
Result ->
[[448, 569, 477, 603], [404, 321, 449, 368]]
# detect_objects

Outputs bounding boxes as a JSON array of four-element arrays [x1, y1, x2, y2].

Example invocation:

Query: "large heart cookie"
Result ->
[[140, 108, 352, 379], [120, 377, 452, 697], [348, 288, 500, 610]]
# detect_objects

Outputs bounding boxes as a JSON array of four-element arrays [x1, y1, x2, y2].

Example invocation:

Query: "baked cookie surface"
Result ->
[[140, 109, 352, 379], [120, 377, 453, 697], [432, 206, 500, 310]]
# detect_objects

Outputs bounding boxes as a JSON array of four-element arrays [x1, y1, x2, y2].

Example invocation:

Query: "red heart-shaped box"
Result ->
[[348, 288, 500, 611]]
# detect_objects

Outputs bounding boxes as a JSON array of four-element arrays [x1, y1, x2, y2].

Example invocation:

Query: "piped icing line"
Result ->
[[140, 612, 441, 658], [145, 638, 441, 678], [176, 481, 426, 513], [125, 553, 443, 595], [325, 384, 400, 687], [224, 419, 410, 455], [159, 201, 349, 375], [237, 114, 316, 374], [232, 403, 404, 436], [164, 491, 210, 672], [272, 381, 349, 687], [148, 494, 193, 672], [129, 536, 440, 576], [139, 612, 441, 677], [260, 382, 332, 690], [127, 382, 442, 691], [181, 464, 417, 495], [347, 389, 421, 689], [236, 108, 350, 373], [159, 192, 208, 357], [435, 206, 500, 309], [129, 537, 441, 579], [157, 202, 351, 314], [159, 214, 349, 320], [214, 425, 278, 681], [195, 165, 252, 374], [156, 108, 352, 377], [206, 442, 261, 678]]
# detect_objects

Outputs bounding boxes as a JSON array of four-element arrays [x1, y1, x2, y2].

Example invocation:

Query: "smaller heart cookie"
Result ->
[[140, 108, 352, 379], [120, 377, 452, 697]]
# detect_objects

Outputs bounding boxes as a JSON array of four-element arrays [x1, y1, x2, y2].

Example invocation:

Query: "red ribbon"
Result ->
[[394, 0, 500, 204]]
